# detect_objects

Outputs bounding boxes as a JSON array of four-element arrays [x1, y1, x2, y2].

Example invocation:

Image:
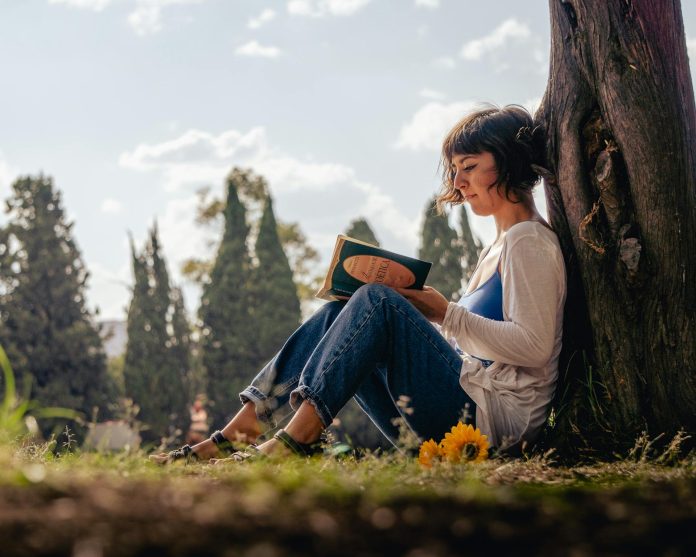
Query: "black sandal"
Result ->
[[273, 429, 323, 457], [210, 430, 238, 454], [154, 444, 198, 464]]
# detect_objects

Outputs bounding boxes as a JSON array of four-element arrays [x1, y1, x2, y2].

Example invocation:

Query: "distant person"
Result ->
[[185, 395, 209, 446], [152, 105, 566, 464]]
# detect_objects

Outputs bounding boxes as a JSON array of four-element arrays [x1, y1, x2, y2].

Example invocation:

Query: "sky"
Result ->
[[2, 0, 696, 321]]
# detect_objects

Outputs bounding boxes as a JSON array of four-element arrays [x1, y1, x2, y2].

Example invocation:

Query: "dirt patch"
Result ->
[[0, 474, 694, 556]]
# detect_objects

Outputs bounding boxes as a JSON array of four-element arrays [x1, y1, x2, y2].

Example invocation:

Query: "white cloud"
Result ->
[[101, 198, 123, 214], [248, 8, 276, 29], [235, 40, 282, 59], [419, 88, 445, 101], [120, 127, 355, 193], [128, 0, 205, 36], [48, 0, 111, 10], [287, 0, 372, 18], [460, 18, 531, 61], [432, 56, 456, 70], [415, 0, 439, 9], [49, 0, 206, 35], [395, 101, 478, 152], [119, 126, 415, 268]]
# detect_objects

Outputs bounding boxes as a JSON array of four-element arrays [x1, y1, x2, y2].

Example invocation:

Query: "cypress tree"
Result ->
[[122, 237, 151, 427], [459, 205, 482, 282], [251, 195, 301, 367], [344, 217, 380, 246], [170, 286, 194, 400], [0, 175, 112, 435], [418, 196, 463, 301], [199, 170, 254, 426], [123, 226, 189, 442]]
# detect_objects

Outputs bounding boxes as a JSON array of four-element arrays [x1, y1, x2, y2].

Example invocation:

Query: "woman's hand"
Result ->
[[395, 285, 450, 325]]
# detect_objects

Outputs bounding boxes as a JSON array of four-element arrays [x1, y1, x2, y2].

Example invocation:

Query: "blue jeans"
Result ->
[[239, 284, 476, 446]]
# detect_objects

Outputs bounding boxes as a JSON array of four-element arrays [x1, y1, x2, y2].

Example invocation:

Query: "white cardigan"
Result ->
[[441, 221, 567, 449]]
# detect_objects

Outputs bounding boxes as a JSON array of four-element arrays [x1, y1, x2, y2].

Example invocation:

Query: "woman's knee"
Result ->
[[352, 283, 400, 305]]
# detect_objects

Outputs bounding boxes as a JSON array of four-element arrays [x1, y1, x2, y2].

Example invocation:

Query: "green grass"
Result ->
[[0, 439, 693, 556], [1, 344, 694, 556]]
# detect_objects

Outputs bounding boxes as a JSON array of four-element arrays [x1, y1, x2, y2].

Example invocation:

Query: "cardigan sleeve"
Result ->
[[441, 228, 564, 368]]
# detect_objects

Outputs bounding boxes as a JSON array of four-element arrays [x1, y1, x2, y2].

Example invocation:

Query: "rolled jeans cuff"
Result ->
[[239, 386, 277, 428], [289, 385, 334, 428]]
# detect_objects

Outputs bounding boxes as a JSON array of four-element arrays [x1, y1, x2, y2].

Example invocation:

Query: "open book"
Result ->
[[316, 235, 432, 301]]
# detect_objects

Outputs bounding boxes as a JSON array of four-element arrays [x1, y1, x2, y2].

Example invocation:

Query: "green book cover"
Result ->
[[316, 235, 432, 301]]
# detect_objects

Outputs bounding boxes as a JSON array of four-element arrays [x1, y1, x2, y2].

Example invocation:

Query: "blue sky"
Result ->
[[2, 0, 696, 320]]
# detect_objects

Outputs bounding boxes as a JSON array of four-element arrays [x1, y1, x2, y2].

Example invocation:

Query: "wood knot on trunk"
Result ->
[[618, 223, 642, 285], [595, 149, 626, 238], [578, 200, 606, 255]]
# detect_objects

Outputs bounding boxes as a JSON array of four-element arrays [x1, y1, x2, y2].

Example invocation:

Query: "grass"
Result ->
[[0, 432, 693, 557], [1, 345, 695, 556]]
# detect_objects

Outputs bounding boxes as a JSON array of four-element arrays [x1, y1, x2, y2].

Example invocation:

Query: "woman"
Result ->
[[153, 104, 566, 463]]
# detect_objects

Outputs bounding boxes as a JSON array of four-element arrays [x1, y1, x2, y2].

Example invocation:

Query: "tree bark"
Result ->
[[537, 0, 696, 454]]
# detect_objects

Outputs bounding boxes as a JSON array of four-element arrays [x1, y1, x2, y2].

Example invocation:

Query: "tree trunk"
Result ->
[[537, 0, 696, 455]]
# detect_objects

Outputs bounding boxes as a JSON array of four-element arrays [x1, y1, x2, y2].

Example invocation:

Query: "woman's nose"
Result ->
[[454, 169, 467, 190]]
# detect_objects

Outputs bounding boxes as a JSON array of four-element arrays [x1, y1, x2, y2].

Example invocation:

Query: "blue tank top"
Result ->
[[455, 253, 504, 367]]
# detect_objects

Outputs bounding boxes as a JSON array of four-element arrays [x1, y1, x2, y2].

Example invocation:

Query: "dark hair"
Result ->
[[436, 104, 545, 211]]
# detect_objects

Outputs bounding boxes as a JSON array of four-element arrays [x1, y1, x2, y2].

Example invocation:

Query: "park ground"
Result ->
[[0, 437, 694, 557]]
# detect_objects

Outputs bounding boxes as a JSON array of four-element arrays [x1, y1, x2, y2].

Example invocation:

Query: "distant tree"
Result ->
[[181, 181, 322, 303], [123, 225, 189, 442], [198, 170, 256, 426], [344, 217, 380, 246], [276, 221, 322, 302], [458, 205, 482, 282], [250, 196, 301, 367], [170, 286, 194, 399], [0, 175, 113, 435], [418, 197, 463, 301]]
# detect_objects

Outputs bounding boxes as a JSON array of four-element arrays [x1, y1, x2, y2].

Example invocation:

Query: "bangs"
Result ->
[[441, 106, 499, 163]]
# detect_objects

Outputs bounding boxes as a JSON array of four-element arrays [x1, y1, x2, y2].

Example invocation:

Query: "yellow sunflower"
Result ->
[[439, 422, 489, 463], [418, 438, 441, 468]]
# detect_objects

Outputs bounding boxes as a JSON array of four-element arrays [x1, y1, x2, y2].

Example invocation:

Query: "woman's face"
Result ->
[[450, 151, 508, 216]]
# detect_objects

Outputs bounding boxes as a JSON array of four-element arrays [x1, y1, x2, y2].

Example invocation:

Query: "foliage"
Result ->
[[276, 221, 322, 302], [249, 197, 301, 368], [198, 170, 256, 426], [0, 175, 114, 437], [344, 217, 380, 246], [418, 197, 464, 301], [181, 174, 321, 302], [0, 344, 76, 444], [106, 355, 125, 399], [123, 225, 190, 442]]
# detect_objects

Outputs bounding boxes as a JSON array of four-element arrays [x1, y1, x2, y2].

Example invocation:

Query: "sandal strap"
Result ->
[[210, 430, 236, 453], [273, 429, 322, 457], [167, 444, 198, 462], [230, 445, 265, 462]]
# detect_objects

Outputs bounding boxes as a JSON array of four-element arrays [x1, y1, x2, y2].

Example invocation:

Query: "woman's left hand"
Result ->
[[395, 285, 450, 325]]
